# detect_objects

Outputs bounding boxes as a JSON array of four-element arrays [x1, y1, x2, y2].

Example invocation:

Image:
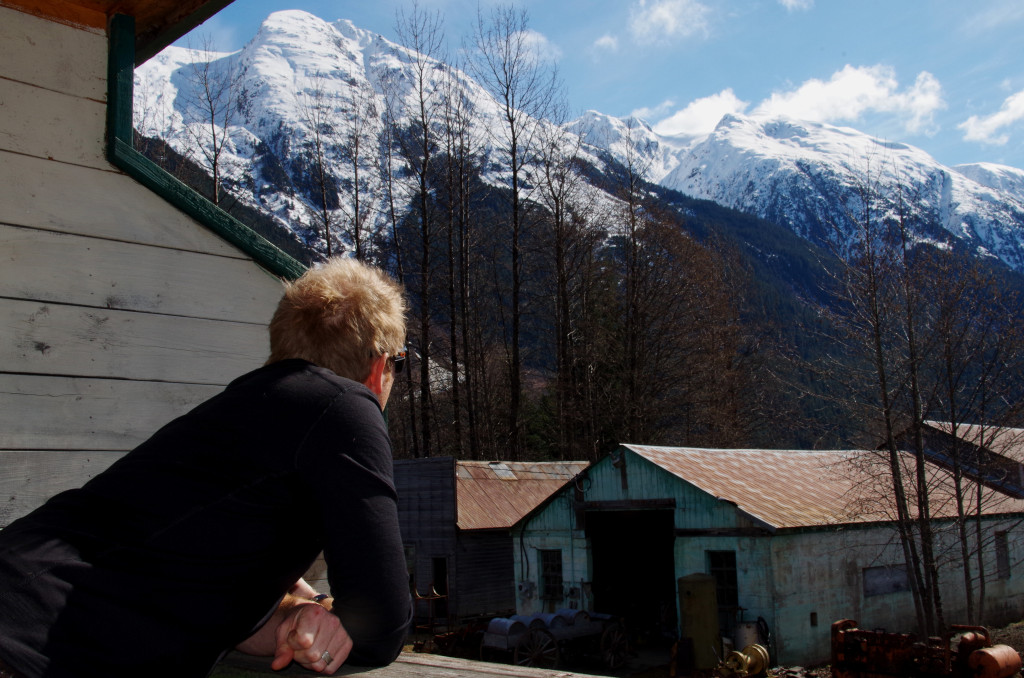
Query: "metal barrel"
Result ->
[[511, 614, 547, 629], [534, 612, 568, 629], [554, 608, 590, 626], [486, 617, 527, 636], [969, 645, 1023, 678]]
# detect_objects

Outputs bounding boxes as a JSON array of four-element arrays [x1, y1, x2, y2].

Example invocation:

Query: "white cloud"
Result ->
[[779, 0, 814, 10], [629, 0, 711, 44], [958, 90, 1024, 145], [962, 1, 1024, 35], [632, 99, 678, 122], [752, 65, 944, 134], [649, 89, 748, 136], [519, 29, 562, 63], [593, 34, 619, 52]]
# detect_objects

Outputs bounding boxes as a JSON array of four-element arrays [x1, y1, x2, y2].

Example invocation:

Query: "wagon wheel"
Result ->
[[601, 622, 630, 669], [514, 629, 560, 668]]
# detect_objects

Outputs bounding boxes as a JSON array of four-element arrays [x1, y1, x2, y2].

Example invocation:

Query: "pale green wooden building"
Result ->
[[511, 444, 1024, 667]]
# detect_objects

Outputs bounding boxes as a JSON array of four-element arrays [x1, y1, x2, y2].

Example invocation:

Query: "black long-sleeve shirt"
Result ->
[[0, 359, 412, 677]]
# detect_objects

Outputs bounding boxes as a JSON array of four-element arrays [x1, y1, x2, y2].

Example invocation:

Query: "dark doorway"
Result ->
[[432, 556, 449, 620], [586, 510, 676, 643]]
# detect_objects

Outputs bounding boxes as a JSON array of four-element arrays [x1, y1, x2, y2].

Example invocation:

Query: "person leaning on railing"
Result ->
[[0, 258, 413, 678]]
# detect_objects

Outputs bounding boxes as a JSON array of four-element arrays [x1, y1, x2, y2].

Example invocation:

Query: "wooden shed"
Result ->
[[0, 0, 302, 528], [394, 457, 588, 627], [511, 444, 1024, 668]]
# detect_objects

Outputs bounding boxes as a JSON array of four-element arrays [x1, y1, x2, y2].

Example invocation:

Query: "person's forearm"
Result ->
[[235, 593, 314, 655]]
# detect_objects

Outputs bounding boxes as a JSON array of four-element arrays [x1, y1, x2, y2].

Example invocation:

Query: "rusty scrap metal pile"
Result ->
[[831, 620, 1022, 678]]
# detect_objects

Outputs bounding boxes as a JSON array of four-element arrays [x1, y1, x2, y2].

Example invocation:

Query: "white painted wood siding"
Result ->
[[0, 6, 287, 524]]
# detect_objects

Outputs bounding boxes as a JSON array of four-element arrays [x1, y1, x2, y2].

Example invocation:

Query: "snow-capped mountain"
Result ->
[[653, 114, 1024, 271], [134, 10, 1024, 275]]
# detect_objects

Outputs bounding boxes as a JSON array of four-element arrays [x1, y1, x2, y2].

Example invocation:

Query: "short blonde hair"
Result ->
[[268, 257, 407, 382]]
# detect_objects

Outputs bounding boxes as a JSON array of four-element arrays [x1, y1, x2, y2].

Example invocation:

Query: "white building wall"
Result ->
[[0, 5, 284, 527], [769, 518, 1024, 666]]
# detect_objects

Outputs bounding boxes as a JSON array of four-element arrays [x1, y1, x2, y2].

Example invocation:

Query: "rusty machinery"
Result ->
[[831, 619, 1022, 678], [715, 644, 771, 678]]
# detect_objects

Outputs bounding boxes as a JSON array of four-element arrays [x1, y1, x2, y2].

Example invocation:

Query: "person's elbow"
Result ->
[[346, 601, 411, 667], [349, 621, 409, 666]]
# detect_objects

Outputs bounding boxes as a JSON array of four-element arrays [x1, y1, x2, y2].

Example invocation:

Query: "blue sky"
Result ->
[[183, 0, 1024, 170]]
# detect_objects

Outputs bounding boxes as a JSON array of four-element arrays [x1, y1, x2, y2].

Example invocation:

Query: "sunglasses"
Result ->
[[389, 347, 407, 373]]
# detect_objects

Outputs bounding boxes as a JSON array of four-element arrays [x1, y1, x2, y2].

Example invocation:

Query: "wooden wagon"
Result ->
[[481, 609, 630, 670]]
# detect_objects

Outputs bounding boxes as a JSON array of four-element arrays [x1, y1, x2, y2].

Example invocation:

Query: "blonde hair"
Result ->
[[268, 257, 407, 382]]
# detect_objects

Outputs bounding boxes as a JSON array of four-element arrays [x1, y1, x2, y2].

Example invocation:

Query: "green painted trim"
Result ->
[[107, 14, 135, 145], [106, 14, 306, 281]]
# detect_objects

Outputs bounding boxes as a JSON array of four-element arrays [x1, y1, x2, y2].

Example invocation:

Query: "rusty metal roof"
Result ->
[[625, 445, 1024, 530], [925, 421, 1024, 461], [455, 461, 588, 531]]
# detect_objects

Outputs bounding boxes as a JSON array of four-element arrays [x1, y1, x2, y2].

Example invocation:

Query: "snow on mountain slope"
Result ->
[[135, 10, 1024, 274], [652, 114, 1024, 271], [954, 162, 1024, 196]]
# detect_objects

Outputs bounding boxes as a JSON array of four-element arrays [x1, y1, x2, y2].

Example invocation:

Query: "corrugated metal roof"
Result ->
[[925, 421, 1024, 461], [625, 444, 1024, 530], [455, 461, 589, 531]]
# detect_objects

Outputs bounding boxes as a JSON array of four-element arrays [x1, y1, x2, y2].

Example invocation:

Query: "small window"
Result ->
[[863, 564, 909, 597], [996, 531, 1010, 580], [707, 550, 738, 608], [539, 550, 563, 600]]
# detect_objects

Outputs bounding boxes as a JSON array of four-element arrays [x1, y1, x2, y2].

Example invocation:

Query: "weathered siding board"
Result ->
[[0, 78, 108, 169], [0, 5, 291, 534], [1, 298, 268, 384], [0, 152, 246, 256], [0, 5, 106, 99], [0, 450, 124, 525], [394, 458, 457, 602], [1, 224, 281, 322], [454, 532, 515, 618], [0, 374, 221, 450]]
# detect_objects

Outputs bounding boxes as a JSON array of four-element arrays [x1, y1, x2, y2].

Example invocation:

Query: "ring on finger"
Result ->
[[320, 649, 332, 665]]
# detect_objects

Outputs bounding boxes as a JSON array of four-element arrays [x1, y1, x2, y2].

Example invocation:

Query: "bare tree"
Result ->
[[339, 80, 381, 260], [394, 1, 447, 458], [373, 59, 423, 459], [472, 4, 559, 460], [821, 161, 931, 633], [181, 35, 247, 206], [296, 71, 339, 257], [537, 102, 587, 459], [818, 157, 1024, 633]]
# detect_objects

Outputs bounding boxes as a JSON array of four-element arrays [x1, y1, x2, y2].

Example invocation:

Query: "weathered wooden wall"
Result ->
[[0, 5, 284, 526], [454, 531, 516, 619], [393, 458, 457, 617]]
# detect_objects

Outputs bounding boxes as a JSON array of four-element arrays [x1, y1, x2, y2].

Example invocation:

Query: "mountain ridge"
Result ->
[[135, 9, 1024, 276]]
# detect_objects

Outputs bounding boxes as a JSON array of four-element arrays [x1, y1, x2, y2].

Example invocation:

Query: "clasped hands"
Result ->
[[271, 599, 352, 674]]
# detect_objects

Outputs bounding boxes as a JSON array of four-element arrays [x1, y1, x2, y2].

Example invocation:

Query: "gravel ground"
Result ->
[[993, 621, 1024, 654]]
